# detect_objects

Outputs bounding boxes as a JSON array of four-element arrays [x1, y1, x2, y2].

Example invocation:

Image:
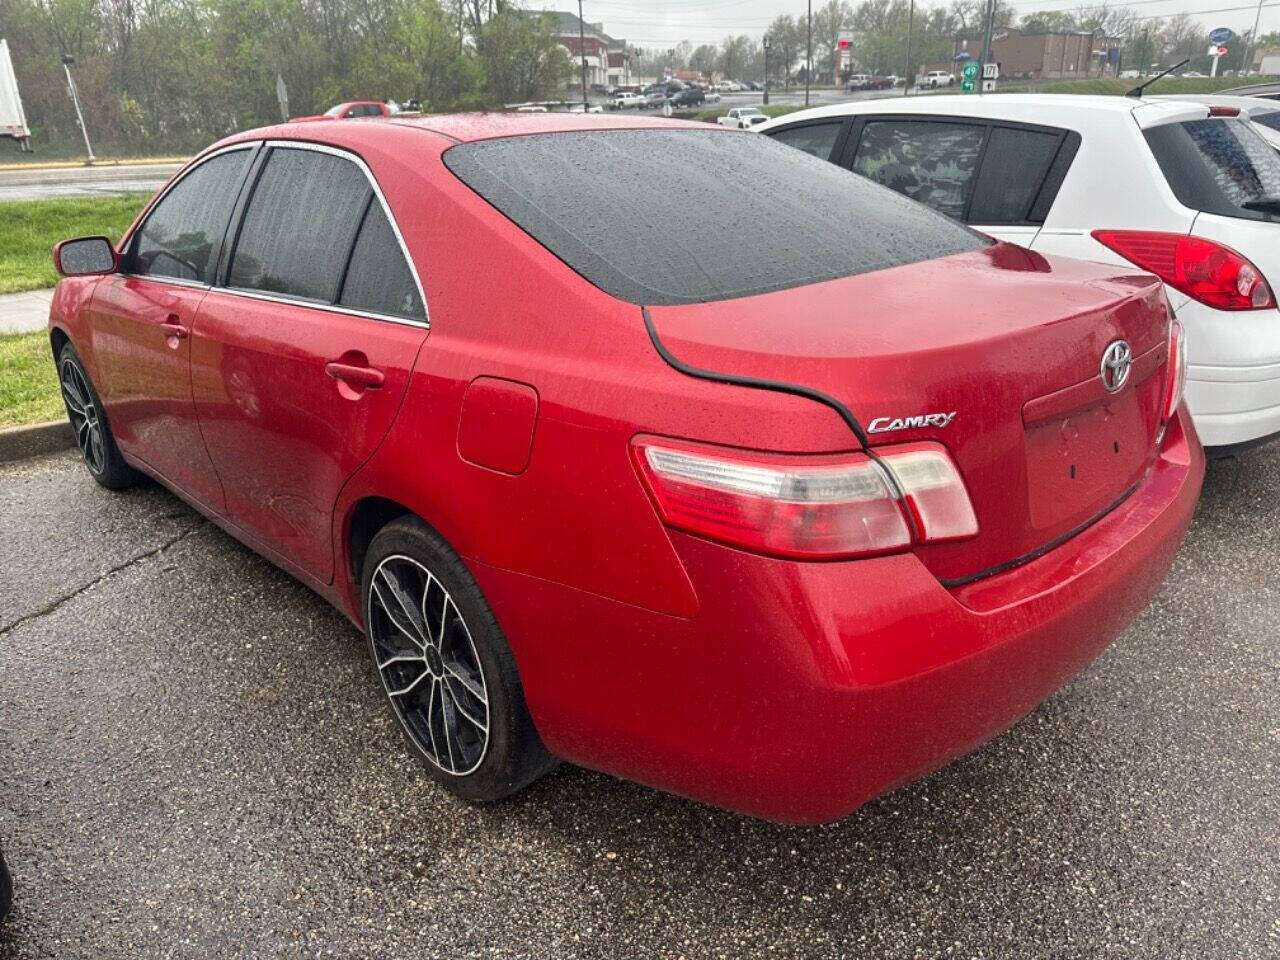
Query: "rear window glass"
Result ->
[[1252, 112, 1280, 132], [968, 126, 1063, 224], [443, 129, 985, 305], [1145, 118, 1280, 223]]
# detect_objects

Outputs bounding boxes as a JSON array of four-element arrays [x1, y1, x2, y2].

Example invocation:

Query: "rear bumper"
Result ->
[[1178, 299, 1280, 448], [476, 410, 1203, 824]]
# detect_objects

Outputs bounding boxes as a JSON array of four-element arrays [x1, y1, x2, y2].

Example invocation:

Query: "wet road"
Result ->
[[0, 447, 1276, 958], [0, 163, 181, 201]]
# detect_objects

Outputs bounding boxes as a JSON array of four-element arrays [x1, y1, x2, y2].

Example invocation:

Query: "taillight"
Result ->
[[631, 438, 977, 560], [1092, 230, 1274, 311], [1163, 319, 1188, 422]]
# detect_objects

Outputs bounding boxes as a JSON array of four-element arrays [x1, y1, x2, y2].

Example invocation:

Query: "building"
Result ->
[[952, 27, 1121, 80], [1252, 47, 1280, 74], [523, 10, 634, 88]]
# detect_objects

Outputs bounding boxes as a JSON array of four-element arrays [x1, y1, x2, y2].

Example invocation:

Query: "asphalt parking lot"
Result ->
[[0, 446, 1276, 959]]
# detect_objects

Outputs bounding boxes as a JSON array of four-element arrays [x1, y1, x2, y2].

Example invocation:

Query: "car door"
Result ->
[[89, 145, 256, 512], [188, 143, 428, 583]]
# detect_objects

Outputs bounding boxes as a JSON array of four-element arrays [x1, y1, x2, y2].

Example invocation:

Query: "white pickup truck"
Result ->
[[717, 107, 768, 129], [920, 70, 954, 88], [612, 92, 645, 109]]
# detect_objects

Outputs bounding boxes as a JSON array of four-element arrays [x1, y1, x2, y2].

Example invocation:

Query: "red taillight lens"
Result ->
[[1092, 230, 1274, 311], [1163, 319, 1188, 422], [632, 438, 977, 560]]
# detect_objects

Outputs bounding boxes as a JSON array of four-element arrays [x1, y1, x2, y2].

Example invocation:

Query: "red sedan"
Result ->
[[48, 114, 1202, 823]]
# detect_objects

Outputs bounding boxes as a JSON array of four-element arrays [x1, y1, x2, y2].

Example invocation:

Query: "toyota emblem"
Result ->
[[1100, 340, 1132, 393]]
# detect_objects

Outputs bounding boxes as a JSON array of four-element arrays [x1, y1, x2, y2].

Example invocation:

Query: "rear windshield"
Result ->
[[1252, 111, 1280, 132], [1145, 117, 1280, 223], [443, 128, 986, 305]]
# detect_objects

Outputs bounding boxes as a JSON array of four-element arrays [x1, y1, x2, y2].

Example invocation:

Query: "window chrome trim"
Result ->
[[121, 138, 431, 331], [251, 138, 430, 328], [207, 285, 431, 329]]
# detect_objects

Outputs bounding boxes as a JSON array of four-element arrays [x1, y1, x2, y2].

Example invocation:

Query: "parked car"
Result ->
[[671, 87, 705, 107], [760, 94, 1280, 453], [612, 92, 645, 109], [48, 112, 1200, 824], [717, 106, 768, 129], [567, 103, 604, 114], [705, 90, 721, 104], [323, 100, 397, 119], [920, 70, 954, 88], [640, 91, 667, 109], [847, 73, 873, 90]]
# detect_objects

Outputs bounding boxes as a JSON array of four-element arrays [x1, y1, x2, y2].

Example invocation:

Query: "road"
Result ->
[[0, 446, 1276, 958], [0, 162, 182, 201]]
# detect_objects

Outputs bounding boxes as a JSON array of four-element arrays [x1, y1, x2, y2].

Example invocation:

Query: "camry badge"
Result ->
[[1100, 340, 1132, 393], [867, 411, 957, 434]]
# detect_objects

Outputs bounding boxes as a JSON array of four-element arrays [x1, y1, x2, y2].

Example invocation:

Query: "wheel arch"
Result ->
[[345, 495, 415, 586]]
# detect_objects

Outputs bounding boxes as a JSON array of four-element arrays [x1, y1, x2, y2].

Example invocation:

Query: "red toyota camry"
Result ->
[[48, 114, 1202, 823]]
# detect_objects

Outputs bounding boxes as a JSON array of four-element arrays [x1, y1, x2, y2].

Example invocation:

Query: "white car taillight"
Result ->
[[632, 438, 977, 560]]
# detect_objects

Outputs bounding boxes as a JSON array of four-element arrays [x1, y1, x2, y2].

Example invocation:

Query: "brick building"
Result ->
[[952, 27, 1121, 81], [523, 10, 634, 88]]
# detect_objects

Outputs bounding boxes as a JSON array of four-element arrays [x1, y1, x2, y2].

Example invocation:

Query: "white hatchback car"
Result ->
[[759, 94, 1280, 453]]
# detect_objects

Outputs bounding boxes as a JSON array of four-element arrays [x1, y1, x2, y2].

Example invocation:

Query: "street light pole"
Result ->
[[903, 0, 914, 96], [61, 54, 95, 163], [577, 0, 589, 108], [763, 36, 771, 105], [805, 0, 812, 107]]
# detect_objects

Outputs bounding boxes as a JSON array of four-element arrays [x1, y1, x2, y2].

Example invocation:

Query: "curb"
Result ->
[[0, 157, 188, 172], [0, 419, 73, 463]]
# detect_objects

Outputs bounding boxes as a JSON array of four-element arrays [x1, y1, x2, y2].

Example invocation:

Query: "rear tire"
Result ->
[[56, 342, 138, 490], [0, 846, 11, 921], [361, 516, 557, 802]]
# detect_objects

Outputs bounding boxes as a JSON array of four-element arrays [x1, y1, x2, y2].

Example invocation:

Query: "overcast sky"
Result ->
[[539, 0, 1277, 48]]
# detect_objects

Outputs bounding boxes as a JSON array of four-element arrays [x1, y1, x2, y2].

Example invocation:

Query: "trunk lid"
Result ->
[[645, 244, 1171, 583]]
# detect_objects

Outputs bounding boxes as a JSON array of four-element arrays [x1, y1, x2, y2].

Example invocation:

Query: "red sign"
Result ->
[[1218, 45, 1228, 56], [838, 39, 849, 48]]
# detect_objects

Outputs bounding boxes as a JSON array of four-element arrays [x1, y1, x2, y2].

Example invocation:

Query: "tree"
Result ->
[[476, 10, 572, 104], [813, 0, 852, 82], [718, 34, 751, 81]]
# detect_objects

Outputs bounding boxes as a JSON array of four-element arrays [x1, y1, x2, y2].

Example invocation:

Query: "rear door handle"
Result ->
[[162, 313, 189, 340], [325, 361, 385, 390]]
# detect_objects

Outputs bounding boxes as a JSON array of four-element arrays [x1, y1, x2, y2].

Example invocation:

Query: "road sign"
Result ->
[[1208, 27, 1235, 45], [961, 62, 979, 80], [982, 79, 996, 92], [961, 80, 975, 93], [982, 62, 999, 80]]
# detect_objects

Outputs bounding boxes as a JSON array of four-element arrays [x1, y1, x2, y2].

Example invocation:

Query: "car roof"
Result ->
[[236, 111, 712, 146], [755, 92, 1210, 131]]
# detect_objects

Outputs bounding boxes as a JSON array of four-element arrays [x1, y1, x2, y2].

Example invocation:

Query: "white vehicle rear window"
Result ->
[[1145, 117, 1280, 223]]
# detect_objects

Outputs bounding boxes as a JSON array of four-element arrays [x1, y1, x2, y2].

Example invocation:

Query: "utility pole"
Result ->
[[577, 0, 589, 108], [763, 36, 771, 105], [805, 0, 812, 106], [61, 54, 94, 163], [903, 0, 914, 96], [1245, 0, 1265, 77], [978, 0, 996, 96]]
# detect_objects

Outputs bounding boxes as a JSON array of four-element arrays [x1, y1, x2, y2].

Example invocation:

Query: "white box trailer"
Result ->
[[0, 39, 32, 149], [1262, 54, 1280, 76]]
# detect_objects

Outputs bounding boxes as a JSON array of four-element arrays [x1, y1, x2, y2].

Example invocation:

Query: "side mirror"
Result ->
[[53, 236, 118, 277]]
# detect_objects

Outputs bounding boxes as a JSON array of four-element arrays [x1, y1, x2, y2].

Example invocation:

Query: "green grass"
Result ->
[[995, 76, 1253, 96], [0, 332, 61, 428], [0, 194, 147, 294]]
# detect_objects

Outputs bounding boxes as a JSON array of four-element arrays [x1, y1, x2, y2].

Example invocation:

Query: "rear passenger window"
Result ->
[[228, 148, 370, 301], [851, 119, 984, 220], [130, 149, 250, 284], [768, 122, 844, 160], [338, 201, 425, 321], [968, 126, 1064, 224]]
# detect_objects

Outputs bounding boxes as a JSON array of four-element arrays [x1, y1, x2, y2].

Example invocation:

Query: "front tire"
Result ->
[[361, 516, 556, 802], [57, 342, 138, 490]]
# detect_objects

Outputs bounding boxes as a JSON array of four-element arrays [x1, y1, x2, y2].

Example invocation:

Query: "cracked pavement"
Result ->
[[0, 448, 1277, 959]]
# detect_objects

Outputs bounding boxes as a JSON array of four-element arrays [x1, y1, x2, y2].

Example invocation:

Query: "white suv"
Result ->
[[759, 94, 1280, 453]]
